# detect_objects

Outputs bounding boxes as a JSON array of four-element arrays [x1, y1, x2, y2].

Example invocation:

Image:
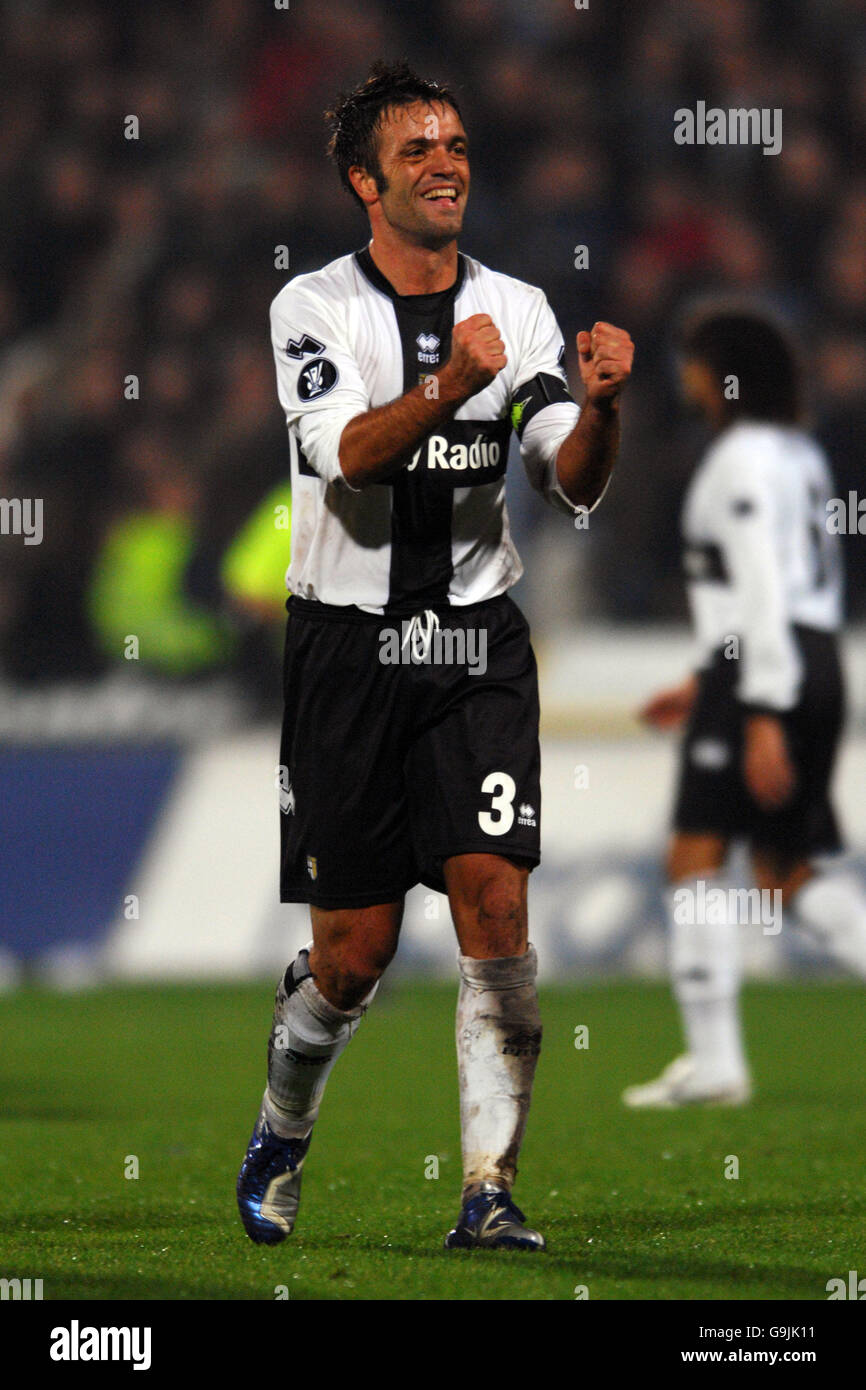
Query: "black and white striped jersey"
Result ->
[[682, 421, 843, 711], [270, 246, 587, 612]]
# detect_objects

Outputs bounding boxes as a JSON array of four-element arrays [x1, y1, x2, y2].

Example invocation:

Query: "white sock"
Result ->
[[456, 945, 542, 1200], [264, 947, 377, 1138], [668, 878, 747, 1084], [792, 870, 866, 976]]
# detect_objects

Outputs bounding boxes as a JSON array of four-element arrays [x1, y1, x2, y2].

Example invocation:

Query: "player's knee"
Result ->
[[472, 871, 527, 953], [314, 937, 396, 1010], [334, 969, 380, 1011], [753, 852, 810, 902], [315, 961, 380, 1011], [310, 902, 401, 1008], [666, 835, 726, 884], [477, 873, 522, 922]]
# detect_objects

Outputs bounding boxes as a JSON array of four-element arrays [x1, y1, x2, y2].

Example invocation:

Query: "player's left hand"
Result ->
[[577, 322, 634, 404]]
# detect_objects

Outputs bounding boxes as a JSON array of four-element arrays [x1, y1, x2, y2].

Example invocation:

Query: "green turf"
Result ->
[[1, 979, 864, 1300]]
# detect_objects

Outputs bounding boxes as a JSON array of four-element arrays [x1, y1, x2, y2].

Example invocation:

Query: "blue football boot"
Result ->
[[236, 1096, 311, 1245], [444, 1182, 546, 1251]]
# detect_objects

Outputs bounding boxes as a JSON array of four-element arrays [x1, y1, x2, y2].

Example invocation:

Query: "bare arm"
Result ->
[[554, 321, 634, 508], [639, 673, 698, 729], [338, 372, 467, 488], [554, 397, 621, 509], [338, 314, 507, 487]]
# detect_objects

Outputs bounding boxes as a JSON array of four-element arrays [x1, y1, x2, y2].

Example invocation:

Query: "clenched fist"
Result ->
[[442, 314, 507, 398], [577, 321, 634, 404]]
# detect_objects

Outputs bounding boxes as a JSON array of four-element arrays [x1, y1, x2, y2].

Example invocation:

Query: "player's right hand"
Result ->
[[444, 315, 507, 396], [638, 676, 698, 730]]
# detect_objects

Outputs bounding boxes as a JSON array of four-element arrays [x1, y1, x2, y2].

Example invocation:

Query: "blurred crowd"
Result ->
[[0, 0, 864, 692]]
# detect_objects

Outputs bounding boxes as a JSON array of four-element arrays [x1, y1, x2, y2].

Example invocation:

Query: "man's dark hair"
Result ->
[[325, 59, 463, 209], [677, 299, 803, 425]]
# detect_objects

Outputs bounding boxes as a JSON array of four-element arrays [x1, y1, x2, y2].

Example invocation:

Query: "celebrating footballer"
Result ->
[[236, 60, 633, 1251]]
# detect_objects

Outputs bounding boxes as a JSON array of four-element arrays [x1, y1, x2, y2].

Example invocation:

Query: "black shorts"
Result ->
[[278, 592, 541, 907], [673, 625, 845, 858]]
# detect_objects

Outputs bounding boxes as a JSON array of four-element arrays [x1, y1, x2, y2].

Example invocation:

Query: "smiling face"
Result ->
[[350, 100, 469, 250]]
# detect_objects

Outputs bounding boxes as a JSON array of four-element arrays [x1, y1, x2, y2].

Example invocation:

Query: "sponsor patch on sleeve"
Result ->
[[298, 358, 339, 401], [284, 332, 326, 360]]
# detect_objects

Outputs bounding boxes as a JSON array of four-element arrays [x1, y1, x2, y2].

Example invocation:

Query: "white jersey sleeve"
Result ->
[[270, 280, 370, 490], [510, 290, 585, 516], [712, 442, 801, 710]]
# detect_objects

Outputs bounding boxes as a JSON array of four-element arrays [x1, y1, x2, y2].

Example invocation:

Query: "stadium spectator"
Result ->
[[0, 0, 863, 687]]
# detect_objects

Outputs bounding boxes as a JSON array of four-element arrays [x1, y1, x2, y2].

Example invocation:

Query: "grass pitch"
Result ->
[[1, 979, 864, 1301]]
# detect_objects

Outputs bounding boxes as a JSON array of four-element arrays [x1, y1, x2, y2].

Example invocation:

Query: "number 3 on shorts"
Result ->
[[478, 771, 517, 836]]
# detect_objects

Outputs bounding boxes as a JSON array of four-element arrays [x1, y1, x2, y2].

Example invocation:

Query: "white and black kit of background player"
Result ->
[[625, 420, 866, 1109]]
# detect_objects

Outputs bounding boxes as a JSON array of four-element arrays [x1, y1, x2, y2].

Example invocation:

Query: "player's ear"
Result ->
[[348, 165, 379, 207]]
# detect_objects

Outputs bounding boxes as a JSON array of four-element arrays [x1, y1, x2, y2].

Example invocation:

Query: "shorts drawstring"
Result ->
[[401, 609, 441, 663]]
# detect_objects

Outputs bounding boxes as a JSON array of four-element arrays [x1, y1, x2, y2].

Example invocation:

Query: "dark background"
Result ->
[[1, 0, 863, 690]]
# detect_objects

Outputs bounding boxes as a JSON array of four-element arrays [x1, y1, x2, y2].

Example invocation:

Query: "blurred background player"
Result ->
[[625, 303, 866, 1108]]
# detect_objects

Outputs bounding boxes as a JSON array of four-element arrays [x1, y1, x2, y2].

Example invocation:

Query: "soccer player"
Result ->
[[235, 61, 633, 1248], [624, 303, 866, 1109]]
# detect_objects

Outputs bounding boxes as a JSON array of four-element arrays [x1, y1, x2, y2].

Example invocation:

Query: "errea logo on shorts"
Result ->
[[478, 775, 537, 836], [690, 739, 730, 770]]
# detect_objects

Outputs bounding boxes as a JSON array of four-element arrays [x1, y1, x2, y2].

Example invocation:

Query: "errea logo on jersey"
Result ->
[[416, 332, 440, 364]]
